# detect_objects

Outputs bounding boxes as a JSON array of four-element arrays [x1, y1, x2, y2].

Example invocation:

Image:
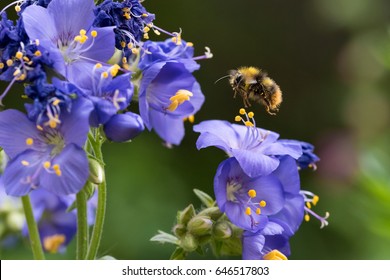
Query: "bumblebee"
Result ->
[[228, 66, 283, 115]]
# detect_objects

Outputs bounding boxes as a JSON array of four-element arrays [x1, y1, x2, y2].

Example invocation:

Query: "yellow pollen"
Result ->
[[6, 59, 13, 67], [34, 50, 42, 57], [186, 42, 194, 47], [91, 30, 97, 37], [21, 160, 30, 166], [312, 195, 319, 206], [79, 29, 87, 36], [142, 13, 148, 17], [167, 90, 193, 112], [95, 63, 102, 69], [127, 43, 133, 49], [35, 39, 40, 46], [36, 125, 44, 131], [15, 5, 21, 12], [0, 63, 4, 69], [256, 208, 261, 215], [17, 74, 26, 81], [49, 119, 57, 128], [245, 207, 251, 216], [131, 48, 139, 54], [13, 69, 21, 76], [122, 57, 127, 64], [143, 26, 150, 33], [263, 250, 288, 260], [247, 189, 257, 198], [23, 56, 30, 62], [248, 112, 254, 118], [43, 234, 66, 254], [52, 99, 61, 106], [154, 29, 161, 36], [244, 121, 254, 127], [147, 23, 153, 28], [102, 72, 109, 78], [16, 51, 23, 60], [74, 35, 82, 42], [239, 108, 246, 115], [143, 33, 149, 40], [110, 65, 120, 77], [43, 161, 51, 169], [234, 116, 242, 122], [55, 169, 62, 177], [304, 214, 310, 222], [120, 41, 126, 48], [188, 115, 195, 123], [124, 13, 131, 20], [53, 164, 60, 171], [259, 200, 266, 207], [26, 138, 34, 146], [306, 202, 312, 209]]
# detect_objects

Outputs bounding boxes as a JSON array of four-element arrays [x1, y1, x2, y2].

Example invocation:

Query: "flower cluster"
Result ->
[[0, 0, 211, 197], [193, 109, 328, 260]]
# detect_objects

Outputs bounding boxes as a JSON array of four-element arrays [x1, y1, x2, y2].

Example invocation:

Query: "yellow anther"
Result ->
[[131, 48, 139, 54], [17, 74, 26, 81], [186, 42, 194, 47], [21, 160, 30, 166], [263, 250, 288, 260], [239, 108, 246, 115], [43, 234, 66, 254], [0, 63, 4, 69], [244, 121, 254, 127], [13, 68, 21, 76], [306, 202, 312, 209], [95, 63, 102, 69], [21, 95, 28, 99], [6, 59, 13, 67], [188, 115, 195, 123], [102, 72, 109, 78], [259, 200, 267, 207], [235, 116, 242, 122], [124, 13, 131, 20], [245, 207, 251, 216], [142, 13, 148, 17], [304, 214, 310, 222], [23, 56, 30, 62], [312, 195, 319, 206], [26, 138, 34, 146], [79, 29, 87, 36], [154, 29, 161, 36], [74, 35, 82, 42], [248, 112, 254, 118], [53, 164, 60, 171], [167, 90, 193, 112], [15, 5, 21, 12], [143, 33, 149, 40], [49, 119, 57, 128], [36, 125, 44, 131], [256, 208, 261, 215], [91, 30, 97, 37], [43, 161, 51, 169], [172, 37, 177, 43], [122, 57, 127, 64], [55, 169, 62, 176], [248, 189, 257, 198], [34, 50, 42, 57], [147, 23, 153, 28], [15, 51, 23, 60], [143, 26, 150, 33], [120, 41, 126, 48], [110, 66, 119, 77], [52, 99, 61, 106], [35, 39, 40, 46], [127, 43, 133, 49]]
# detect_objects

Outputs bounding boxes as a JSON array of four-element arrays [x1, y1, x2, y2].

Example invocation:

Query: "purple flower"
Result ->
[[0, 97, 93, 196], [194, 118, 302, 177], [139, 61, 205, 145], [214, 156, 304, 233], [21, 0, 115, 85], [278, 140, 320, 170], [104, 112, 144, 142]]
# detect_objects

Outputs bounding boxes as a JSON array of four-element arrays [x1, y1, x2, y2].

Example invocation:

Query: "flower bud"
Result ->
[[88, 157, 104, 184], [187, 216, 213, 236], [198, 206, 223, 221], [178, 204, 196, 225], [103, 112, 144, 142], [213, 221, 233, 240], [180, 233, 198, 252], [173, 224, 186, 238]]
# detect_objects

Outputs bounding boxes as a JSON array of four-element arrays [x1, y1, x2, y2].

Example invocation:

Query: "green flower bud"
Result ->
[[180, 233, 198, 252], [198, 206, 223, 221], [88, 157, 104, 184], [213, 221, 233, 240], [177, 204, 195, 225], [187, 216, 213, 236], [173, 224, 187, 238]]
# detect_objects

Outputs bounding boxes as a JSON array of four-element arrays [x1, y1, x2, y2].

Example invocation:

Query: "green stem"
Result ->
[[86, 129, 106, 260], [76, 189, 89, 260], [21, 195, 45, 260]]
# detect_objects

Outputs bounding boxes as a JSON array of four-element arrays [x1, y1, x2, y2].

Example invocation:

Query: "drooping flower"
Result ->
[[0, 97, 93, 196], [194, 111, 302, 177], [278, 139, 320, 170], [21, 0, 115, 85], [213, 156, 304, 233], [139, 61, 204, 145], [103, 112, 144, 142]]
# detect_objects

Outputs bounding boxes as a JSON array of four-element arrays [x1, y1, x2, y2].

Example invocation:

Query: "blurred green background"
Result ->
[[1, 0, 390, 259]]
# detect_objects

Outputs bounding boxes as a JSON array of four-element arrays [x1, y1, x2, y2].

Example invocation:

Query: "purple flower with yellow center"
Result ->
[[194, 110, 302, 177], [21, 0, 115, 85], [0, 97, 93, 196], [139, 61, 205, 145], [214, 156, 304, 233]]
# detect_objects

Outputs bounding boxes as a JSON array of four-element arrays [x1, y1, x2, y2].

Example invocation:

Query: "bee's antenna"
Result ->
[[214, 75, 231, 84]]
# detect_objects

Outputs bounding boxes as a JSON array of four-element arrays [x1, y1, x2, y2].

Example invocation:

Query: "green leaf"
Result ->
[[150, 230, 179, 245], [170, 247, 187, 260], [193, 189, 215, 208], [177, 204, 196, 225]]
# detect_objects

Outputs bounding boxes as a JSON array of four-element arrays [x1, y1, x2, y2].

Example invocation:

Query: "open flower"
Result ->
[[0, 97, 93, 196], [21, 0, 115, 85], [139, 61, 204, 145], [214, 156, 304, 233], [194, 113, 302, 177]]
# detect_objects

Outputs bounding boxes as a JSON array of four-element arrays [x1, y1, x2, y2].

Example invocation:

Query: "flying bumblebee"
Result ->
[[227, 66, 283, 115]]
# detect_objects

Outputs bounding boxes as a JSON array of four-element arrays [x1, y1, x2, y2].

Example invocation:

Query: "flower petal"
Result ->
[[149, 110, 185, 145], [272, 156, 301, 194], [81, 26, 115, 62], [242, 232, 265, 260], [39, 144, 89, 195], [232, 148, 279, 177]]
